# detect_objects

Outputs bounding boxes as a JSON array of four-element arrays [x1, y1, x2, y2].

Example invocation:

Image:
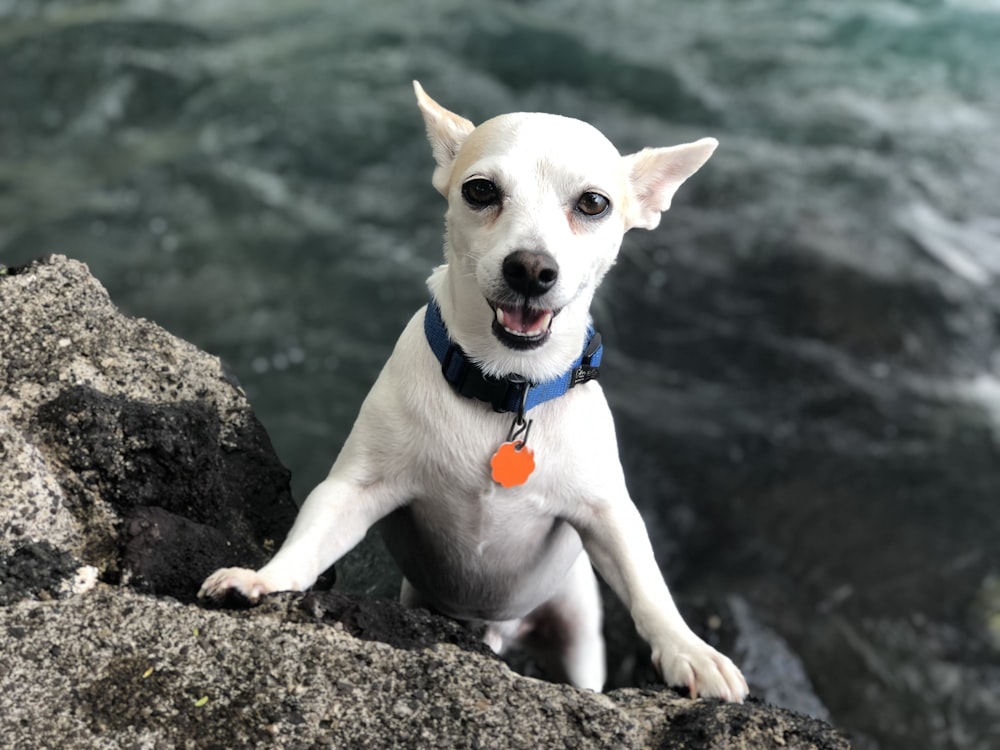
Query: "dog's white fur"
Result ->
[[200, 82, 748, 702]]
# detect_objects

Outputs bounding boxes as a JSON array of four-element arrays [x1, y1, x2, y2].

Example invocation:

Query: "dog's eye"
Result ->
[[576, 192, 610, 217], [462, 179, 501, 209]]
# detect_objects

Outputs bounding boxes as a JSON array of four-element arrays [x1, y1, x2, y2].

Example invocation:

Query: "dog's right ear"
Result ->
[[414, 81, 476, 196], [623, 138, 718, 231]]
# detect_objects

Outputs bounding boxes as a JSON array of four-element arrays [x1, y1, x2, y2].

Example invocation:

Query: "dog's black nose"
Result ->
[[502, 250, 559, 298]]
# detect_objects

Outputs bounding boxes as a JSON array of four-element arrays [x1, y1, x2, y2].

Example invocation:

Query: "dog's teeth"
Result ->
[[504, 326, 543, 338], [494, 306, 553, 338]]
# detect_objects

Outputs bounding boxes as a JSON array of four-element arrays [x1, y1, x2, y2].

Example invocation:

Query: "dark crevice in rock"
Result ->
[[297, 589, 496, 655], [0, 541, 79, 606]]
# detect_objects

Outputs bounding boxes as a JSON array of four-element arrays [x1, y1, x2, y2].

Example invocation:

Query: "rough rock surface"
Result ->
[[0, 254, 298, 598], [0, 256, 850, 748], [0, 587, 847, 750]]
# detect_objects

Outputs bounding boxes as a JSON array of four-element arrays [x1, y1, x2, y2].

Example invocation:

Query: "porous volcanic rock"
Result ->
[[0, 587, 849, 749], [0, 254, 297, 598]]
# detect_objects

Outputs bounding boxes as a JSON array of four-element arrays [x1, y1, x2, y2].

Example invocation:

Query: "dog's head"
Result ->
[[415, 81, 717, 382]]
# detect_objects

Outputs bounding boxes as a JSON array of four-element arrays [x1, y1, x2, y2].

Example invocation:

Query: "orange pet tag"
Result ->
[[491, 440, 535, 488]]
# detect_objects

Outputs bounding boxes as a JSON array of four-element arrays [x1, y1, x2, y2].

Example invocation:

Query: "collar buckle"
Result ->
[[442, 345, 529, 412], [570, 331, 602, 387]]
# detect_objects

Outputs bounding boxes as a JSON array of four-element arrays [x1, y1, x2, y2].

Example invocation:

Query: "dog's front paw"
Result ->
[[652, 637, 749, 703], [198, 567, 273, 604]]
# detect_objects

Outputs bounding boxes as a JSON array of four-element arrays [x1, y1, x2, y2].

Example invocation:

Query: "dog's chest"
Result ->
[[419, 480, 545, 544], [379, 482, 581, 620]]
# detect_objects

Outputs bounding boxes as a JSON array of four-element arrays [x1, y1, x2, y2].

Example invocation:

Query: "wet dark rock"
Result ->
[[0, 256, 849, 748], [599, 228, 1000, 748]]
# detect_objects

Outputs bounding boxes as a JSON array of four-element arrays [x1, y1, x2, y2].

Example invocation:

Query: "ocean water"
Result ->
[[2, 1, 999, 747]]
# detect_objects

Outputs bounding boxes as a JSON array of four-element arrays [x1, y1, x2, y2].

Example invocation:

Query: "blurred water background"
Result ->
[[2, 1, 999, 747]]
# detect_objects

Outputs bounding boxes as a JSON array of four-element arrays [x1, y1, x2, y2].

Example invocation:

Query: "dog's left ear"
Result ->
[[413, 81, 477, 196], [623, 138, 718, 230]]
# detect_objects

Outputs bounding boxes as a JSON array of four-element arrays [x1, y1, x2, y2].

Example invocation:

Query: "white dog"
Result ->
[[200, 82, 748, 702]]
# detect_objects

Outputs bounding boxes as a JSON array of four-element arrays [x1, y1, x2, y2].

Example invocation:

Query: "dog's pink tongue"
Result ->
[[501, 305, 551, 334]]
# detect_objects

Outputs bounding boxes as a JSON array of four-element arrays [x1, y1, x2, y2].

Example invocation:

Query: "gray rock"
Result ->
[[0, 255, 850, 748], [0, 587, 849, 750], [0, 254, 298, 599]]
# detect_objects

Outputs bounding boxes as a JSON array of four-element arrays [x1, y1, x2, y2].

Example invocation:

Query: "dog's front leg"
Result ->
[[199, 471, 398, 603], [576, 497, 748, 702]]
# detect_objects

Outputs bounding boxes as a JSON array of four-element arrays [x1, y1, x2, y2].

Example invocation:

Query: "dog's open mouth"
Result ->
[[490, 301, 556, 350]]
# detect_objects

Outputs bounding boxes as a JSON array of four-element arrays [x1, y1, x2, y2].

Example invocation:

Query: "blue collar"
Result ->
[[423, 300, 602, 414]]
